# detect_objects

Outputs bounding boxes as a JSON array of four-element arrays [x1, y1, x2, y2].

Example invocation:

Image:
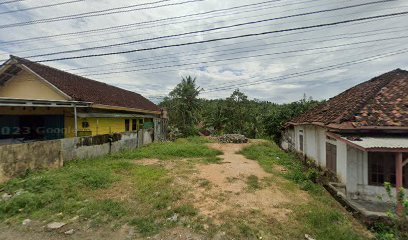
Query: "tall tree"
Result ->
[[224, 89, 249, 134], [161, 76, 202, 136]]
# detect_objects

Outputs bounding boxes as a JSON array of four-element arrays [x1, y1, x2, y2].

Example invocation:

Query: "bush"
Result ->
[[306, 169, 319, 183]]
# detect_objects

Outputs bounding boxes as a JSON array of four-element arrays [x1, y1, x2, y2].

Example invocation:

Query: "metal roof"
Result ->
[[341, 136, 408, 150]]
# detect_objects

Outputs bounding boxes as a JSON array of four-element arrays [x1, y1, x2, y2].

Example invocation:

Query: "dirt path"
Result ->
[[191, 143, 307, 223]]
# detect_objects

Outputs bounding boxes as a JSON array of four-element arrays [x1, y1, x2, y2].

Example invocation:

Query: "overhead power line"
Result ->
[[0, 0, 317, 54], [2, 0, 286, 44], [0, 0, 84, 15], [64, 19, 408, 73], [6, 1, 400, 59], [0, 0, 25, 5], [73, 26, 408, 74], [146, 45, 408, 98], [32, 10, 408, 62], [0, 0, 314, 48], [91, 43, 399, 80], [204, 48, 408, 92], [23, 0, 392, 59], [0, 0, 204, 29], [82, 35, 408, 76]]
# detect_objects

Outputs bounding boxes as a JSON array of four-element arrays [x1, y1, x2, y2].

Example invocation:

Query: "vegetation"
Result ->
[[0, 137, 220, 237], [161, 76, 203, 137], [240, 141, 370, 240], [160, 76, 321, 140], [0, 137, 372, 239], [115, 137, 221, 160], [372, 182, 408, 240]]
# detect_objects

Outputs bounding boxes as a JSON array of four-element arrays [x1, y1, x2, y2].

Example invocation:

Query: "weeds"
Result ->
[[240, 141, 369, 240], [114, 138, 222, 160], [0, 138, 370, 239], [246, 175, 261, 190]]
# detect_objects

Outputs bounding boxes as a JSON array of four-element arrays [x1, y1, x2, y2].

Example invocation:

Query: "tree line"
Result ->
[[159, 76, 322, 142]]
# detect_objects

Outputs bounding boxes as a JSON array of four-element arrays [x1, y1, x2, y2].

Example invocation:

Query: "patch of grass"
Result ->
[[0, 139, 216, 237], [70, 169, 116, 190], [197, 178, 211, 188], [226, 176, 239, 183], [200, 156, 223, 164], [176, 136, 215, 144], [240, 142, 321, 193], [0, 156, 133, 222], [130, 217, 160, 236], [238, 221, 259, 238], [115, 137, 222, 160], [173, 204, 198, 217], [240, 141, 369, 240], [246, 175, 261, 190]]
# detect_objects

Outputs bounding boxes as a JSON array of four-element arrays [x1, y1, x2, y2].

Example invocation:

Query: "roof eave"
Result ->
[[287, 121, 408, 131], [92, 104, 161, 115]]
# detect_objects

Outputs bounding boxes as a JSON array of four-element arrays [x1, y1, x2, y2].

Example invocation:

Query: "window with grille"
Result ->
[[299, 134, 304, 152], [368, 152, 396, 186]]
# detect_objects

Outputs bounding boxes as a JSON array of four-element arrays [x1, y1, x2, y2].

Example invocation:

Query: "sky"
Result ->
[[0, 0, 407, 103]]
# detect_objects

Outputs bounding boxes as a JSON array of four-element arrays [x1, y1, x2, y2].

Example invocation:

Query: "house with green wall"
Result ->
[[0, 55, 164, 143]]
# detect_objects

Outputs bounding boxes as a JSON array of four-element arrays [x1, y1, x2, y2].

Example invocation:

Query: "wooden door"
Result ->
[[326, 143, 337, 173]]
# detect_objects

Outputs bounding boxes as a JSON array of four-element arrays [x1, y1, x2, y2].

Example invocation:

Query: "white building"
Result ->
[[283, 69, 408, 203]]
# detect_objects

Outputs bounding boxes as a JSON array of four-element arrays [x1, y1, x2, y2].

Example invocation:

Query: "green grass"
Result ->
[[115, 137, 222, 160], [0, 137, 213, 237], [246, 175, 261, 190], [200, 156, 223, 164], [0, 158, 129, 220], [240, 141, 369, 240], [0, 138, 369, 239]]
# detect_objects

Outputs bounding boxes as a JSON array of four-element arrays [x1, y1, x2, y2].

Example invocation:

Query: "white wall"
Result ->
[[293, 124, 348, 183], [336, 140, 348, 184], [294, 125, 326, 164]]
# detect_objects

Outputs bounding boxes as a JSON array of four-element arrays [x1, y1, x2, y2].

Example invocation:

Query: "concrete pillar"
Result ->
[[396, 152, 403, 215], [74, 105, 78, 137]]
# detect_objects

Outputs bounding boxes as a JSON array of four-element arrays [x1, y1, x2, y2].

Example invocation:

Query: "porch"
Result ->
[[332, 135, 408, 215], [0, 98, 89, 144]]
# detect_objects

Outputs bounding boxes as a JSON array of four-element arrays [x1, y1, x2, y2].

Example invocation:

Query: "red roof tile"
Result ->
[[290, 69, 408, 129], [11, 56, 160, 113]]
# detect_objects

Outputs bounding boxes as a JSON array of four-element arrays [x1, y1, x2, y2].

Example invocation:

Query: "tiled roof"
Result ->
[[10, 56, 160, 113], [290, 69, 408, 129]]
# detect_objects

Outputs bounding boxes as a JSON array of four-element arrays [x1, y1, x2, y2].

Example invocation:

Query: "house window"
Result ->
[[132, 119, 137, 131], [82, 121, 90, 128], [299, 134, 304, 152], [368, 152, 396, 186], [125, 119, 130, 132]]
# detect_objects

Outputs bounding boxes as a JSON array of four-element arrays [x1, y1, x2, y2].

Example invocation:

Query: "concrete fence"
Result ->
[[0, 129, 155, 183]]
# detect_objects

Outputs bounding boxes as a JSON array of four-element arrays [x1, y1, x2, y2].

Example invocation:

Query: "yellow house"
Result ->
[[0, 56, 162, 143]]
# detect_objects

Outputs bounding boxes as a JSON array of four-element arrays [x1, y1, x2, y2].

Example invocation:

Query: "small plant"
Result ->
[[246, 175, 261, 190], [376, 182, 408, 240], [306, 169, 319, 183], [198, 179, 211, 188], [130, 217, 160, 236]]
